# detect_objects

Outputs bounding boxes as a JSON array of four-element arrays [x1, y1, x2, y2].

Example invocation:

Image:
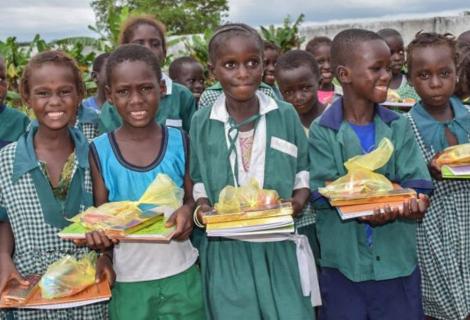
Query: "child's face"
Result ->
[[277, 65, 319, 115], [26, 63, 80, 131], [0, 59, 6, 105], [343, 40, 391, 103], [92, 59, 108, 89], [129, 24, 166, 65], [263, 48, 279, 86], [312, 44, 333, 86], [176, 62, 205, 98], [408, 45, 456, 110], [210, 35, 263, 102], [107, 60, 163, 128], [383, 36, 404, 76]]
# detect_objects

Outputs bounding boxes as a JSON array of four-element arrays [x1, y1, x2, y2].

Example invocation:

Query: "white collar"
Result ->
[[162, 73, 173, 95], [209, 91, 279, 123]]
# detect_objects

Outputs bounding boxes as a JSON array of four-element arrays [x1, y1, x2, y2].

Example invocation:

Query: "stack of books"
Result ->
[[0, 276, 111, 310], [203, 202, 294, 237], [325, 185, 417, 220], [437, 144, 470, 179]]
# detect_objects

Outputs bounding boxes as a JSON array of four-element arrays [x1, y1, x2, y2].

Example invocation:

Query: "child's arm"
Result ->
[[165, 137, 195, 240], [0, 221, 29, 293], [428, 153, 443, 180]]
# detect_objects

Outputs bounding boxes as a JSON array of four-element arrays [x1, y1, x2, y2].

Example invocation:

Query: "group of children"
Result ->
[[0, 13, 469, 320]]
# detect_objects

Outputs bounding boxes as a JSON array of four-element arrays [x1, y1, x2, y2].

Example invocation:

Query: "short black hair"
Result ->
[[208, 23, 264, 64], [106, 44, 161, 86], [169, 56, 201, 80], [263, 41, 280, 52], [406, 32, 457, 74], [275, 50, 320, 81], [377, 28, 403, 42], [455, 43, 470, 98], [331, 28, 384, 75], [92, 52, 110, 73], [305, 36, 332, 55]]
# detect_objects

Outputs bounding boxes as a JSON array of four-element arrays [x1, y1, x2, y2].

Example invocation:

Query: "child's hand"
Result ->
[[359, 205, 400, 226], [429, 153, 443, 180], [166, 204, 194, 240], [84, 231, 118, 251], [398, 193, 429, 220], [0, 253, 29, 295], [95, 253, 115, 287]]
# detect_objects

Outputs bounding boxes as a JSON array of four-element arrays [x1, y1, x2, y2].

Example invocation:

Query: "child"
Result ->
[[455, 42, 470, 103], [309, 29, 432, 319], [99, 15, 196, 133], [191, 23, 318, 320], [82, 52, 110, 113], [0, 55, 30, 143], [262, 41, 283, 100], [275, 49, 325, 259], [0, 51, 109, 319], [406, 32, 470, 320], [169, 56, 205, 103], [457, 30, 470, 46], [377, 28, 420, 102], [305, 36, 340, 106], [86, 44, 203, 320]]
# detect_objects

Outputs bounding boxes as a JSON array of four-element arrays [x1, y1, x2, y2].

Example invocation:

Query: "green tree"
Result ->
[[90, 0, 228, 36], [260, 14, 305, 53]]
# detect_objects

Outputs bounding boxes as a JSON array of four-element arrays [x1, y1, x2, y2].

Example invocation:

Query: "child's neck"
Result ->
[[343, 94, 375, 125], [226, 96, 260, 124], [34, 126, 73, 153], [319, 82, 334, 91], [300, 102, 325, 128], [118, 121, 161, 141], [95, 87, 107, 107], [389, 72, 403, 90], [422, 101, 454, 122]]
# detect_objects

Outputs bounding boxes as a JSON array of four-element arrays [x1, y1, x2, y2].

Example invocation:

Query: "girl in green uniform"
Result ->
[[0, 51, 111, 320], [191, 23, 318, 320], [99, 15, 196, 133], [406, 32, 470, 320]]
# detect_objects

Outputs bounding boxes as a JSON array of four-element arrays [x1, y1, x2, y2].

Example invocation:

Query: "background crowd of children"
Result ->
[[0, 13, 469, 320]]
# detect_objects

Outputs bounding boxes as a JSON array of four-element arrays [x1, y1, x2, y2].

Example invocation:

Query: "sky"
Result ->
[[0, 0, 469, 42]]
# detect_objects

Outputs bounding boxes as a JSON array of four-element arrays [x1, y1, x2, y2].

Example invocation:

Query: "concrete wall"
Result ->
[[300, 11, 470, 47]]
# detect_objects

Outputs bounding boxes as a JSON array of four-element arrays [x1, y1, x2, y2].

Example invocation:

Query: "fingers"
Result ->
[[85, 231, 114, 250]]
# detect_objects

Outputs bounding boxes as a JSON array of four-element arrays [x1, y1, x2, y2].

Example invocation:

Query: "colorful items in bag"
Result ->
[[386, 89, 416, 104], [69, 174, 183, 234], [39, 252, 97, 299], [319, 138, 395, 199], [214, 179, 281, 214], [436, 143, 470, 167]]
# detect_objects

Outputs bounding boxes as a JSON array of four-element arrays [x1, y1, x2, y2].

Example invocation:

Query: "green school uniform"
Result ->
[[309, 98, 432, 282], [190, 91, 314, 320], [407, 99, 470, 320], [198, 81, 276, 109], [75, 104, 99, 142], [99, 79, 196, 133], [0, 104, 30, 143], [0, 127, 106, 319]]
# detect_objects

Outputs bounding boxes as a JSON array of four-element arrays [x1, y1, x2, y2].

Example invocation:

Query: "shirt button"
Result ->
[[376, 256, 380, 261]]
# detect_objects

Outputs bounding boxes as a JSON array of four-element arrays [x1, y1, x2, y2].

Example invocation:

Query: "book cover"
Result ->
[[0, 279, 111, 310], [206, 215, 294, 232], [337, 200, 406, 220], [442, 165, 470, 179], [202, 202, 293, 224], [329, 188, 416, 206]]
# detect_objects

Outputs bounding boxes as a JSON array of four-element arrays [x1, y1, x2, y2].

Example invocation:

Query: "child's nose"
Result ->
[[429, 75, 442, 88]]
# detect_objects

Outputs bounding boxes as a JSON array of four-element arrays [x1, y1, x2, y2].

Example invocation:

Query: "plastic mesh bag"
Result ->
[[70, 174, 183, 231], [319, 138, 395, 198], [39, 252, 97, 299], [214, 179, 280, 214], [436, 143, 470, 166]]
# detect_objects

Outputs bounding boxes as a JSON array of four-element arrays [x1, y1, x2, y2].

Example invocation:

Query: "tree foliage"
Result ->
[[260, 14, 305, 53], [90, 0, 228, 36]]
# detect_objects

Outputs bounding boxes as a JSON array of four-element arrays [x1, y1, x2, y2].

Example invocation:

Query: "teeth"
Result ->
[[47, 112, 64, 119], [130, 111, 147, 119], [375, 86, 388, 92]]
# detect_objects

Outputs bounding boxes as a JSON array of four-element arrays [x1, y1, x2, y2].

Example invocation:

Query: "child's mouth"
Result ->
[[375, 86, 388, 93], [47, 111, 65, 120], [130, 110, 148, 120]]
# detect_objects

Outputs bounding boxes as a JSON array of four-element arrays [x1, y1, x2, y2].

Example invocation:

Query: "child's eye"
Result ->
[[116, 89, 129, 97], [59, 89, 72, 97], [418, 72, 430, 80], [440, 70, 451, 78], [247, 60, 259, 68], [140, 86, 155, 94], [150, 40, 161, 48], [0, 77, 5, 83], [224, 62, 236, 69], [35, 91, 51, 98], [283, 90, 293, 97], [302, 85, 313, 92]]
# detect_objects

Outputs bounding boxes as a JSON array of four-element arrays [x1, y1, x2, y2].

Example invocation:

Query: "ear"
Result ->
[[207, 62, 216, 79], [336, 65, 351, 84], [105, 85, 113, 104], [159, 79, 166, 96], [90, 71, 98, 81]]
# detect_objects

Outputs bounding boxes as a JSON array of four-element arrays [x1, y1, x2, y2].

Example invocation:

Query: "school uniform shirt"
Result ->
[[198, 81, 277, 109], [91, 126, 198, 283], [75, 104, 99, 142], [81, 96, 101, 114], [98, 74, 196, 133], [407, 97, 470, 320], [309, 97, 432, 282], [0, 104, 30, 143], [190, 92, 317, 320], [0, 126, 106, 320]]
